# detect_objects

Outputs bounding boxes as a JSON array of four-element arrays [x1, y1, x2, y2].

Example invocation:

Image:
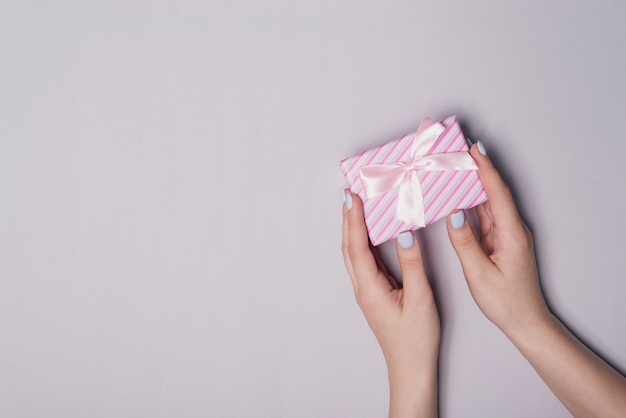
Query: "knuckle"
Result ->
[[347, 245, 358, 260], [491, 184, 515, 208], [455, 229, 478, 251], [508, 222, 533, 251], [498, 184, 514, 202], [512, 229, 533, 253], [357, 288, 378, 313], [523, 224, 534, 244], [400, 255, 424, 272], [347, 242, 365, 260]]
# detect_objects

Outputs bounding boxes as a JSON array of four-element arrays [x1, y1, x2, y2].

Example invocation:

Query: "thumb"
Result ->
[[446, 211, 492, 281], [395, 231, 431, 302]]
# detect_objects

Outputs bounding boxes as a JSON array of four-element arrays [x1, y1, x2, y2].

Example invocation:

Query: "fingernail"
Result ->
[[477, 140, 487, 156], [345, 191, 353, 210], [397, 231, 414, 248], [340, 188, 346, 204], [465, 137, 473, 148], [451, 211, 465, 228]]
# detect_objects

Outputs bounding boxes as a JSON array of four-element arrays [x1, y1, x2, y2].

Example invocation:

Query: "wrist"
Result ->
[[388, 365, 438, 418], [496, 302, 553, 342], [504, 308, 558, 350]]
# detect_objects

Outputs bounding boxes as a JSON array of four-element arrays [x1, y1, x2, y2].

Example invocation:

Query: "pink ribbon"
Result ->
[[358, 120, 477, 227]]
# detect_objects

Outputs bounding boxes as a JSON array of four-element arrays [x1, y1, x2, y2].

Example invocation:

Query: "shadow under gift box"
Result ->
[[340, 116, 487, 246]]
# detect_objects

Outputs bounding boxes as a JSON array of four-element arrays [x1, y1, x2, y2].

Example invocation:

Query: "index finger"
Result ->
[[470, 143, 524, 232]]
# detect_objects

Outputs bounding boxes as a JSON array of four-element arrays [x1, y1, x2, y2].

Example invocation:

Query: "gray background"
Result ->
[[1, 1, 625, 417]]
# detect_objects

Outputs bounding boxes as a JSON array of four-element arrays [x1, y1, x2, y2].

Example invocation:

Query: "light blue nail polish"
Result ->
[[465, 137, 473, 147], [397, 231, 414, 248], [451, 211, 465, 229], [345, 192, 353, 210], [477, 140, 487, 156], [341, 189, 346, 204]]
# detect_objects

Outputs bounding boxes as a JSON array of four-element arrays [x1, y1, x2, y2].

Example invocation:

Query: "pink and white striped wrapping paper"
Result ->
[[340, 116, 487, 246]]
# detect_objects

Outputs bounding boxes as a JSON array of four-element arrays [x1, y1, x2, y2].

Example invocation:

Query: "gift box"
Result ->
[[340, 116, 487, 245]]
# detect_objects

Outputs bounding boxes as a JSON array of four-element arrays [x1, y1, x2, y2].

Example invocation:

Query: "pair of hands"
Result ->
[[341, 143, 550, 417]]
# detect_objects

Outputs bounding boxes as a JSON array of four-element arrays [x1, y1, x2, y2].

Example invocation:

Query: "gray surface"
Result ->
[[1, 1, 625, 417]]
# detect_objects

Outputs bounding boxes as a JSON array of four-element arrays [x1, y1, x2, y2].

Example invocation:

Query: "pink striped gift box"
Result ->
[[340, 116, 487, 246]]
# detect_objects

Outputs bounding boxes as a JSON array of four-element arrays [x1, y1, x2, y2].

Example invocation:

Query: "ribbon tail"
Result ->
[[395, 172, 426, 228]]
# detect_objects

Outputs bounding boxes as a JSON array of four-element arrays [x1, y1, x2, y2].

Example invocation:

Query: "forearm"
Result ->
[[507, 312, 626, 418], [388, 367, 438, 418]]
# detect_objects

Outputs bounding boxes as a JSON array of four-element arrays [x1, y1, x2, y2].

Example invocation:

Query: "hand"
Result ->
[[445, 142, 626, 417], [342, 190, 440, 418], [445, 143, 550, 338]]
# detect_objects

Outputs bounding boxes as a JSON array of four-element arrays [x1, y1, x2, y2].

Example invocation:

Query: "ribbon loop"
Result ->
[[358, 120, 477, 227]]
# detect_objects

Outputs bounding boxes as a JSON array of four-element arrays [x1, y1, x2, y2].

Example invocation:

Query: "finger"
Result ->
[[395, 231, 431, 302], [446, 210, 494, 281], [347, 192, 394, 294], [341, 189, 358, 294], [469, 143, 522, 230]]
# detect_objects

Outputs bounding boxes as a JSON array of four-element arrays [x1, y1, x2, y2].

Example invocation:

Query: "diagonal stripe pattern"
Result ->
[[340, 116, 487, 246]]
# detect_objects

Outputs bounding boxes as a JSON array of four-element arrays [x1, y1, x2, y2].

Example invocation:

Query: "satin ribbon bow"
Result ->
[[358, 120, 477, 228]]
